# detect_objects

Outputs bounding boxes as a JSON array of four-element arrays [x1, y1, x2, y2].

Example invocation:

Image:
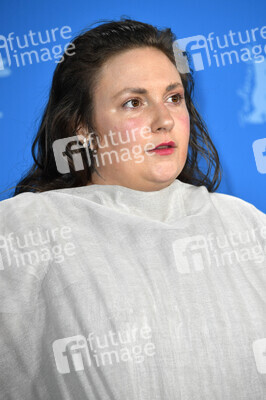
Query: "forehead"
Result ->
[[96, 47, 182, 90]]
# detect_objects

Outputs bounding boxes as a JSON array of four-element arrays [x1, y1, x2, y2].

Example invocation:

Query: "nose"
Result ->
[[150, 103, 175, 133]]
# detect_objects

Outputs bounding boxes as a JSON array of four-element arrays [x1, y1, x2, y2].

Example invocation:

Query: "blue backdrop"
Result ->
[[0, 0, 265, 212]]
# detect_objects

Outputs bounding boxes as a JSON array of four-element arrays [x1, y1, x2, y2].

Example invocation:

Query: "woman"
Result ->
[[0, 17, 266, 400]]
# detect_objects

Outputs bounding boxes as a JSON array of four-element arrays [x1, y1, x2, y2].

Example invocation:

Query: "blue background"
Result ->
[[0, 0, 265, 212]]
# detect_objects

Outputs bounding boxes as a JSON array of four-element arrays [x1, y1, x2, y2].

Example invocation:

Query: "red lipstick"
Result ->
[[148, 141, 176, 155], [153, 141, 176, 150]]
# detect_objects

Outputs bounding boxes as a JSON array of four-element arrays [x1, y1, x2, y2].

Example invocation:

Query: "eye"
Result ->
[[167, 93, 185, 105], [122, 93, 185, 108], [122, 98, 142, 109]]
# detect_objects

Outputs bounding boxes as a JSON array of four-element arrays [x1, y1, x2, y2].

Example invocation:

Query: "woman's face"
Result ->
[[89, 46, 190, 191]]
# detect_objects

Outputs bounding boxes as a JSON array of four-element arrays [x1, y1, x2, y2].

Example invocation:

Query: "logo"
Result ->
[[172, 42, 190, 73], [0, 35, 11, 71], [52, 322, 156, 374], [252, 138, 266, 173], [253, 338, 266, 374], [172, 235, 211, 274], [0, 225, 76, 271], [0, 252, 4, 270], [0, 26, 75, 70], [175, 26, 266, 72], [172, 228, 266, 273], [52, 136, 91, 174], [175, 35, 211, 71], [53, 335, 91, 374], [0, 49, 4, 70], [52, 128, 155, 174]]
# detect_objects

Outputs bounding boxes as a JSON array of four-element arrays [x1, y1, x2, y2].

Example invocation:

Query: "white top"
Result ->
[[0, 179, 266, 400]]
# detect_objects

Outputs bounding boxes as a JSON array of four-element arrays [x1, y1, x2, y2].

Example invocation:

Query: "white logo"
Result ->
[[0, 35, 11, 71], [0, 226, 75, 271], [53, 136, 91, 174], [176, 26, 266, 72], [0, 27, 75, 70], [252, 138, 266, 174], [52, 323, 156, 374], [172, 235, 211, 273], [53, 335, 91, 374], [175, 35, 211, 71], [172, 42, 190, 73], [0, 252, 4, 270], [253, 338, 266, 374]]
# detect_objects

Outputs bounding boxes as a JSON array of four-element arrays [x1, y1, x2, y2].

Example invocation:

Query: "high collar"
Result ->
[[59, 179, 187, 224]]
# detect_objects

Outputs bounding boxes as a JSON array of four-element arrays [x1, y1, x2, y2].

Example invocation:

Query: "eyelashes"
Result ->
[[122, 93, 185, 109]]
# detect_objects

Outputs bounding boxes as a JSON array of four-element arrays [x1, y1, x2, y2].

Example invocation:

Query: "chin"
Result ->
[[151, 174, 178, 185], [150, 166, 180, 182]]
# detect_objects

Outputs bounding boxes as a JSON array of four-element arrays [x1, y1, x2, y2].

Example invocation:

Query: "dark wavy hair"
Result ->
[[12, 17, 222, 197]]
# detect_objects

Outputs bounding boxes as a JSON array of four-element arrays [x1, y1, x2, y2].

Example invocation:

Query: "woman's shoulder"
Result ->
[[0, 191, 50, 221], [180, 181, 264, 216], [210, 189, 265, 214], [0, 189, 78, 287], [208, 189, 266, 230], [0, 187, 76, 214], [1, 191, 41, 208], [0, 188, 76, 233]]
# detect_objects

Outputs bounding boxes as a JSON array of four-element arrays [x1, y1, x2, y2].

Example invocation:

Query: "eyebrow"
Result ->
[[112, 82, 184, 99]]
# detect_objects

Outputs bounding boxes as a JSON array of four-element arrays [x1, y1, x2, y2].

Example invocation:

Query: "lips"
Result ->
[[149, 141, 176, 151]]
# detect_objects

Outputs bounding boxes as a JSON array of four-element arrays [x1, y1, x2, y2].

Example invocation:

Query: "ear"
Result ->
[[75, 125, 89, 144]]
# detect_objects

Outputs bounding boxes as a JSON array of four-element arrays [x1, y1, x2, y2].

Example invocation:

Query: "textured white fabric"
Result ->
[[0, 179, 266, 400]]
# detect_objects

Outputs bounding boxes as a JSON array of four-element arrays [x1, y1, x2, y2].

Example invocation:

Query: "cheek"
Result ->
[[113, 118, 146, 144], [177, 113, 190, 133]]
